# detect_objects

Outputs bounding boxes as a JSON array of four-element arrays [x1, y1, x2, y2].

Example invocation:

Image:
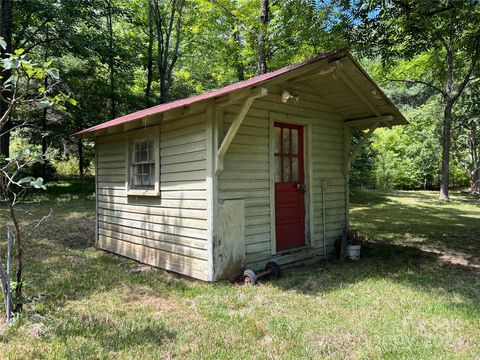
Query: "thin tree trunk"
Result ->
[[0, 0, 12, 158], [469, 122, 479, 193], [41, 26, 49, 178], [257, 0, 269, 75], [106, 0, 116, 119], [439, 103, 453, 200], [152, 0, 183, 104], [78, 138, 84, 182], [8, 202, 22, 313], [145, 1, 154, 107], [232, 30, 244, 81], [439, 32, 455, 200]]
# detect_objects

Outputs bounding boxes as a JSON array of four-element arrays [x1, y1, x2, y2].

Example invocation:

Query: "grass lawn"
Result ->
[[0, 182, 479, 359]]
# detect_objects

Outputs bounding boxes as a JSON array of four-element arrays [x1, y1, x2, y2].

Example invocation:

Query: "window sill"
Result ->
[[127, 189, 160, 197]]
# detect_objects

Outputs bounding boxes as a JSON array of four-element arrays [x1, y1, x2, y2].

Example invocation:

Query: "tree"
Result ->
[[257, 0, 269, 74], [347, 0, 480, 199], [0, 0, 12, 158], [454, 83, 480, 193], [0, 43, 72, 316], [150, 0, 185, 103], [146, 0, 155, 106]]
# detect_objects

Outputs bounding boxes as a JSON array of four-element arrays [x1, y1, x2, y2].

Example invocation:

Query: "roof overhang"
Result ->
[[74, 50, 408, 138]]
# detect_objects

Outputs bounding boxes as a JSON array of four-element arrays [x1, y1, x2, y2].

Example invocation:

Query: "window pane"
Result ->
[[283, 128, 290, 155], [143, 175, 150, 185], [274, 156, 281, 183], [292, 129, 298, 155], [133, 164, 141, 176], [283, 156, 291, 182], [134, 174, 142, 185], [149, 164, 155, 183], [274, 127, 281, 154], [140, 150, 148, 162], [292, 157, 299, 182], [148, 143, 154, 161]]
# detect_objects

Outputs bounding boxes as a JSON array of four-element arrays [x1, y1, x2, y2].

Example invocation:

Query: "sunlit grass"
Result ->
[[0, 182, 479, 359]]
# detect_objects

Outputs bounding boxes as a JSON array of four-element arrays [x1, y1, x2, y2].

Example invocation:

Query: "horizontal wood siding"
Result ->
[[218, 90, 346, 270], [96, 112, 209, 280]]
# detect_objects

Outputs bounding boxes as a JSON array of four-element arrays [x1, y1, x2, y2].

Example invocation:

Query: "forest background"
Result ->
[[2, 0, 479, 197]]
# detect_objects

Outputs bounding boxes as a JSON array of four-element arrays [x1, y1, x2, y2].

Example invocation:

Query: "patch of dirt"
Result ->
[[438, 253, 480, 270], [58, 216, 95, 249], [418, 245, 480, 271], [315, 332, 358, 358], [119, 285, 177, 316], [128, 264, 153, 274]]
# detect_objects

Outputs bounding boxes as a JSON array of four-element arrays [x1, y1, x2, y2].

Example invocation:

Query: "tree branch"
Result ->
[[386, 78, 445, 96], [451, 35, 480, 105]]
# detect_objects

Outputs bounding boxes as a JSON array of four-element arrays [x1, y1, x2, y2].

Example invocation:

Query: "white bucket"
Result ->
[[347, 245, 361, 260]]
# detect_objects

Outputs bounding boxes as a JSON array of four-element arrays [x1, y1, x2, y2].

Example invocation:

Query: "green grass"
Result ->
[[0, 182, 479, 359]]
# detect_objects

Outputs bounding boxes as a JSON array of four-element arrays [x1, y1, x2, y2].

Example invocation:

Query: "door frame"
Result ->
[[269, 112, 314, 255]]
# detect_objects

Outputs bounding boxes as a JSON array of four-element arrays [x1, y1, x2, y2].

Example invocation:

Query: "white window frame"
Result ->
[[125, 126, 160, 196]]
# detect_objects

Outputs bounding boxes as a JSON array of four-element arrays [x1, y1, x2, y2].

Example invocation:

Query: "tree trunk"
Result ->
[[41, 26, 49, 179], [257, 0, 269, 75], [439, 103, 453, 200], [106, 0, 116, 119], [78, 138, 84, 182], [8, 202, 22, 313], [0, 0, 12, 158], [152, 0, 183, 104], [145, 1, 154, 107], [232, 30, 244, 81], [469, 122, 479, 193]]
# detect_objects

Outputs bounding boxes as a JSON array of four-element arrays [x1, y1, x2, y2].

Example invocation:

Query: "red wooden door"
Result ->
[[274, 122, 305, 251]]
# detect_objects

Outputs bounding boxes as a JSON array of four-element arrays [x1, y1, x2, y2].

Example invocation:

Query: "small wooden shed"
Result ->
[[75, 50, 407, 281]]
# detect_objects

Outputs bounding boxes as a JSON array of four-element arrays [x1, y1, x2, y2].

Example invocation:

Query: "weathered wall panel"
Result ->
[[217, 89, 346, 270], [96, 112, 209, 280]]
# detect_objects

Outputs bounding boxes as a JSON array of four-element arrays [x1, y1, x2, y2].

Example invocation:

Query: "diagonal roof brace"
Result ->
[[345, 122, 379, 174], [216, 87, 268, 175], [338, 70, 382, 117]]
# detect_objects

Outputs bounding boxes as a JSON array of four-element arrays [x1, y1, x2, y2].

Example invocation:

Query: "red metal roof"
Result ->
[[74, 50, 344, 136]]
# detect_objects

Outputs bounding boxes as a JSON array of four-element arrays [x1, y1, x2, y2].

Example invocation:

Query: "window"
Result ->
[[274, 122, 303, 183], [126, 128, 160, 196], [132, 140, 155, 189]]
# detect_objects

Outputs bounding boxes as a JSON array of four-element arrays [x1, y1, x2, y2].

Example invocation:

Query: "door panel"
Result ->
[[274, 122, 305, 252]]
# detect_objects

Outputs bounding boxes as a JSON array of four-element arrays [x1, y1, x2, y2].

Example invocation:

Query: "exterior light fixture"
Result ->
[[281, 90, 299, 103]]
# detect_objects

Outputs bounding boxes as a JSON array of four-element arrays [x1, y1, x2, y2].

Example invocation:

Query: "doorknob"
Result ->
[[296, 183, 306, 192]]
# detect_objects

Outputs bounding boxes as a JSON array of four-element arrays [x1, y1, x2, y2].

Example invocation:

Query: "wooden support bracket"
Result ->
[[345, 122, 379, 173], [215, 87, 268, 175]]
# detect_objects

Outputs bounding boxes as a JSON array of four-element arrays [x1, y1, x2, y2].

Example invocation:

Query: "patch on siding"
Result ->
[[215, 199, 246, 280]]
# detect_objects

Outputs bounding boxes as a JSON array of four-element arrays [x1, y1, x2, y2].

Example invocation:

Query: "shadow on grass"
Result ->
[[271, 189, 479, 309], [54, 311, 176, 351], [272, 241, 480, 316], [350, 189, 480, 258], [2, 186, 478, 354]]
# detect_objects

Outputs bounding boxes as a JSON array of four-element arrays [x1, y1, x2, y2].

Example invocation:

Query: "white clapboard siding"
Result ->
[[96, 111, 209, 280], [218, 91, 346, 269]]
